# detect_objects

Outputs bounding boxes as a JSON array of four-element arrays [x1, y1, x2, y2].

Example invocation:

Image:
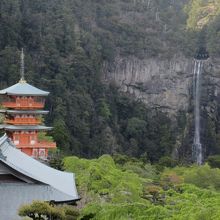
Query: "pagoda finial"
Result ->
[[19, 48, 26, 83]]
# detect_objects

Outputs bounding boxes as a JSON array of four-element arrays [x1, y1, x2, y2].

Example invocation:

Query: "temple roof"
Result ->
[[0, 134, 79, 219], [0, 109, 49, 115], [0, 125, 52, 131], [0, 81, 49, 96]]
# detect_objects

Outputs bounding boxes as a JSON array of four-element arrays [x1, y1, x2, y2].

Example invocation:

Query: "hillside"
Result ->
[[1, 0, 220, 162]]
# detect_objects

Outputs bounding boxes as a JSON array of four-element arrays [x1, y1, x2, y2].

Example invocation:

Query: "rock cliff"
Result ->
[[103, 55, 220, 114], [103, 54, 220, 159], [103, 54, 194, 116]]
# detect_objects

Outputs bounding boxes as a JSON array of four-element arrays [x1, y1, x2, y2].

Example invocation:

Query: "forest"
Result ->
[[1, 0, 220, 161], [1, 0, 220, 218], [19, 154, 220, 219]]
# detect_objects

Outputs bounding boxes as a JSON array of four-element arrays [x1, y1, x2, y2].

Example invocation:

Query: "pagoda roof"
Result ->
[[0, 109, 49, 115], [0, 134, 79, 219], [0, 125, 53, 131], [0, 81, 49, 96]]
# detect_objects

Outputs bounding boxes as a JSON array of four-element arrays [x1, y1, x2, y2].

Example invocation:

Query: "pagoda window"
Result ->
[[30, 135, 36, 145], [32, 149, 38, 158], [14, 135, 20, 145], [16, 97, 21, 105], [14, 135, 19, 140], [39, 149, 46, 159]]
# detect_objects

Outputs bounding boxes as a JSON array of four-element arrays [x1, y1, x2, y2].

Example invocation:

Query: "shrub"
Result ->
[[158, 156, 178, 168], [183, 164, 220, 190]]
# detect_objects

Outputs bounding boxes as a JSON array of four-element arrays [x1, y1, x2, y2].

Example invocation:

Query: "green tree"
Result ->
[[52, 119, 71, 152], [18, 201, 64, 220], [19, 201, 79, 220], [207, 155, 220, 168], [126, 117, 147, 138]]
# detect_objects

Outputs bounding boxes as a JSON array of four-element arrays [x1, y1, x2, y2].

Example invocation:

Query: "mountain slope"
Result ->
[[1, 0, 220, 161]]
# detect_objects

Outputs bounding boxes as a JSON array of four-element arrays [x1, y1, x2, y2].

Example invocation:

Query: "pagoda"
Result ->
[[0, 49, 56, 159]]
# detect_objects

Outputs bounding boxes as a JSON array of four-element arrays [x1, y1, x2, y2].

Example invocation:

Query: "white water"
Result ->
[[192, 60, 203, 165]]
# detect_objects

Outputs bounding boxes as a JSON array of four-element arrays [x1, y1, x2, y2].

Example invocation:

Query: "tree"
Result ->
[[18, 201, 64, 220], [207, 155, 220, 168], [52, 119, 71, 152], [18, 201, 79, 220], [126, 117, 147, 138]]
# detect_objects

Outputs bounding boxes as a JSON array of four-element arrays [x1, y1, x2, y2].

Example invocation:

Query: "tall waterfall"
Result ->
[[192, 60, 203, 165]]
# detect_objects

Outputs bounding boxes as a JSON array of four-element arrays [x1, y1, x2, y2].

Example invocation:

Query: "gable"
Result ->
[[0, 161, 38, 183], [0, 174, 25, 182]]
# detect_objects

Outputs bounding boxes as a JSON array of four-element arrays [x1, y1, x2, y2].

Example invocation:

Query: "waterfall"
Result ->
[[192, 60, 203, 165]]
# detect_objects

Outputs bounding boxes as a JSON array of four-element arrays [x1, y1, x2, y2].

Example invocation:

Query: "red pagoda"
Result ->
[[0, 49, 56, 159]]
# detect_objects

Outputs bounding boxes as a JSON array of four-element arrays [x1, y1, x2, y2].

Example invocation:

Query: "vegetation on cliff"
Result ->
[[185, 0, 220, 55]]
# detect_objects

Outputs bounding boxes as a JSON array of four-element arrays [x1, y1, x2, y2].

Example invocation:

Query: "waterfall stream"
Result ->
[[192, 60, 203, 165]]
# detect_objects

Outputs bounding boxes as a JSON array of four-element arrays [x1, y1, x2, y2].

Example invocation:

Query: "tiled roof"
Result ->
[[0, 134, 79, 219], [0, 125, 53, 131], [0, 82, 49, 96], [0, 110, 49, 114]]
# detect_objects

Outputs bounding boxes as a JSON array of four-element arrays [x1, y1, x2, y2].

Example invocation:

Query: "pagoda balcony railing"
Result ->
[[5, 118, 41, 125], [2, 101, 44, 109], [14, 141, 56, 149]]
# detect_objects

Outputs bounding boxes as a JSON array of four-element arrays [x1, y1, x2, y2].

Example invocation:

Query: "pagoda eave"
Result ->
[[0, 125, 53, 131], [2, 92, 49, 96], [16, 144, 56, 149], [0, 110, 49, 115], [0, 82, 49, 96]]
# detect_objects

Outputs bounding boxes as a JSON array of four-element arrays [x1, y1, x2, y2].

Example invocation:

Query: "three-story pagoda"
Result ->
[[0, 50, 56, 159]]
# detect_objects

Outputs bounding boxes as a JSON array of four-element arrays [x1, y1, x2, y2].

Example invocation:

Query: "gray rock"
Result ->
[[102, 54, 193, 115]]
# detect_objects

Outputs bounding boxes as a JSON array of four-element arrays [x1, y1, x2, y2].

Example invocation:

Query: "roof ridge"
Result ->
[[0, 82, 49, 96]]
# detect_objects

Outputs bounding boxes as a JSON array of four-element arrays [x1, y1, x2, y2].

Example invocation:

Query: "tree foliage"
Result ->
[[18, 201, 79, 220], [0, 0, 184, 161], [1, 0, 220, 162], [63, 155, 220, 220]]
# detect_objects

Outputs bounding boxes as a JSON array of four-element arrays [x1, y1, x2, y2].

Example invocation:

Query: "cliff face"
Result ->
[[103, 55, 193, 115], [103, 55, 220, 158], [103, 55, 220, 114], [203, 58, 220, 114]]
